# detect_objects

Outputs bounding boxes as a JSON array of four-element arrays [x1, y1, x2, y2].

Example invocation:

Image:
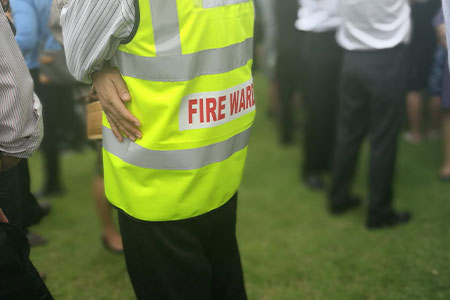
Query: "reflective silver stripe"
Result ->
[[115, 38, 253, 82], [203, 0, 249, 8], [149, 0, 182, 56], [103, 126, 251, 170]]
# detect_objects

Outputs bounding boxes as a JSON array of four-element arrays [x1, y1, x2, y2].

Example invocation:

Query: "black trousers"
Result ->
[[0, 159, 43, 229], [299, 31, 342, 175], [0, 166, 52, 299], [0, 223, 53, 300], [330, 46, 407, 218], [118, 194, 247, 300], [39, 84, 79, 191], [18, 159, 43, 228], [0, 165, 22, 227], [276, 31, 302, 142]]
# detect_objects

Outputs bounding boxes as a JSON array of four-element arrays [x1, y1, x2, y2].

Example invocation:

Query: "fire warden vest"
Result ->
[[103, 0, 255, 221]]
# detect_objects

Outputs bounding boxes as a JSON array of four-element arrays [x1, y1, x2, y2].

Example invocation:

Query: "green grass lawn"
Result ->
[[28, 73, 450, 299]]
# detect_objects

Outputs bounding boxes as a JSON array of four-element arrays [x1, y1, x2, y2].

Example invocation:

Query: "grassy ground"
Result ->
[[28, 73, 450, 299]]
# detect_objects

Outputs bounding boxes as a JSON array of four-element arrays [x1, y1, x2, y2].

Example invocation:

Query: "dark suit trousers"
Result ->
[[0, 223, 53, 300], [330, 46, 407, 217], [118, 194, 246, 300], [0, 166, 52, 299], [300, 31, 342, 174]]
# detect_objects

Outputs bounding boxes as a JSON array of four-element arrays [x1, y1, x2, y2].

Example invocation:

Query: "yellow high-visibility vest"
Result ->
[[103, 0, 255, 221]]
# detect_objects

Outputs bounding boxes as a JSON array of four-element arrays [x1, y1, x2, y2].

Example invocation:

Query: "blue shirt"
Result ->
[[10, 0, 61, 70]]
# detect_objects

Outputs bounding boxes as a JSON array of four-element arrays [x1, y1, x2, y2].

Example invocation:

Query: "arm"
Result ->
[[443, 1, 450, 51], [61, 0, 141, 141], [434, 9, 446, 48], [61, 0, 135, 83], [10, 0, 39, 57], [0, 11, 43, 167]]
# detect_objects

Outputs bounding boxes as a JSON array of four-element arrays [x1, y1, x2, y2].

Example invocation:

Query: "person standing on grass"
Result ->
[[49, 1, 124, 254], [295, 0, 342, 190], [0, 7, 53, 299], [404, 0, 441, 144], [329, 0, 412, 229], [61, 0, 255, 299], [433, 8, 450, 180]]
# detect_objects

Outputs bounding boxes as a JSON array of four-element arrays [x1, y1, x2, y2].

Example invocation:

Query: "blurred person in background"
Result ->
[[329, 0, 412, 229], [295, 0, 342, 189], [0, 6, 52, 299], [404, 0, 441, 144], [49, 0, 123, 253], [62, 0, 254, 298], [253, 0, 278, 118], [275, 0, 302, 145], [11, 0, 84, 199], [38, 33, 83, 197], [432, 9, 450, 180]]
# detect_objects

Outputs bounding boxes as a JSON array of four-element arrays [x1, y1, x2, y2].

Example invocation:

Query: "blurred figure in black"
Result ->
[[329, 0, 412, 229], [11, 0, 83, 198], [275, 0, 301, 145], [38, 41, 82, 197], [405, 0, 441, 144], [295, 0, 342, 189]]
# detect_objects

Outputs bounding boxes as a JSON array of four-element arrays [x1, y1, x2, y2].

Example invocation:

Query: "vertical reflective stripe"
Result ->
[[203, 0, 248, 8], [149, 0, 182, 56]]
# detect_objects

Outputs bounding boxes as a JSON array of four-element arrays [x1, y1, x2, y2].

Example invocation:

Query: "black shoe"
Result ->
[[366, 211, 411, 230], [304, 174, 325, 190], [329, 196, 361, 215]]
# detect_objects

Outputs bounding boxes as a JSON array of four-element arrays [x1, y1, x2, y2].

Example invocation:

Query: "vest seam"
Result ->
[[114, 192, 238, 223], [121, 0, 140, 45]]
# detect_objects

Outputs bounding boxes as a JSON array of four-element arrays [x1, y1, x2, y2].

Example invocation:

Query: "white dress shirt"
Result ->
[[337, 0, 411, 51], [295, 0, 340, 32], [61, 0, 135, 83]]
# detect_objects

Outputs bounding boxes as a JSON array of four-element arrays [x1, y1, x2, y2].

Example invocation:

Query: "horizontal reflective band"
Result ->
[[114, 38, 253, 82], [103, 126, 251, 170], [203, 0, 249, 8]]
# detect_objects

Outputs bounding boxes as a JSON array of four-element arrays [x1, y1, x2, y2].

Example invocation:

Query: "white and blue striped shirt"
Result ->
[[0, 10, 43, 158], [60, 0, 135, 83], [443, 0, 450, 66]]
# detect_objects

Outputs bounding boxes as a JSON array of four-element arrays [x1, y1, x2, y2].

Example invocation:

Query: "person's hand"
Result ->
[[92, 64, 142, 142], [0, 208, 8, 223], [0, 154, 21, 172], [39, 73, 51, 84], [40, 55, 54, 65], [437, 24, 447, 48]]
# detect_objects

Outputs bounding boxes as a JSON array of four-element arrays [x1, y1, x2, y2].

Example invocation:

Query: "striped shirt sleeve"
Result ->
[[61, 0, 135, 83], [0, 11, 43, 158]]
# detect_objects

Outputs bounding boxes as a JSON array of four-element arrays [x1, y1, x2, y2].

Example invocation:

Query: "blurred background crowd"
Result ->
[[1, 0, 450, 299]]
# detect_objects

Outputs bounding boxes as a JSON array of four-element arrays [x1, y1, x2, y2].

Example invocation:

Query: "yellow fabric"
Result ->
[[179, 0, 254, 54], [104, 0, 254, 221], [118, 0, 156, 56]]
